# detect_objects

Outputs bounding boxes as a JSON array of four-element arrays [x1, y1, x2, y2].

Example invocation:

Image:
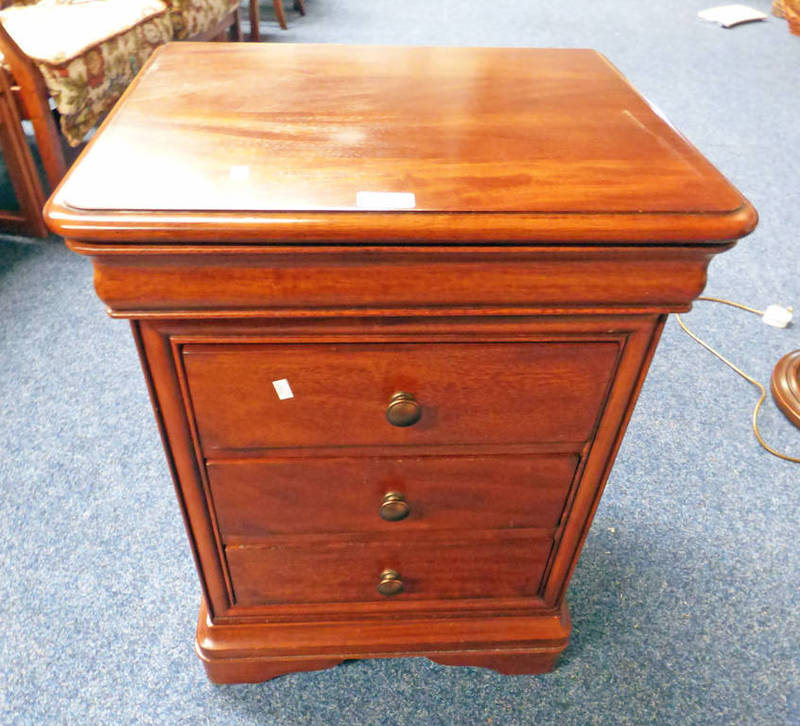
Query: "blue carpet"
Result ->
[[1, 2, 798, 724]]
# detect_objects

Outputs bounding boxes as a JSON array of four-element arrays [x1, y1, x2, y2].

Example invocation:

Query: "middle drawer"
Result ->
[[207, 454, 578, 542]]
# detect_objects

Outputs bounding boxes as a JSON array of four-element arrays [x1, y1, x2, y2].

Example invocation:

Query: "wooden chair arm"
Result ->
[[0, 20, 66, 187]]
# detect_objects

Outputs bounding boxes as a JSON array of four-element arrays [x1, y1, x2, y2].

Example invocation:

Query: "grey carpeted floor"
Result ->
[[1, 1, 798, 724]]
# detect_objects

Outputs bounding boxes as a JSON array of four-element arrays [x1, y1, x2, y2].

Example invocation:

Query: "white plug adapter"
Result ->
[[762, 305, 793, 329]]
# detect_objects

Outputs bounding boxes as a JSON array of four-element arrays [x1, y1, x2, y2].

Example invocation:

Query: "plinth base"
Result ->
[[195, 601, 571, 684]]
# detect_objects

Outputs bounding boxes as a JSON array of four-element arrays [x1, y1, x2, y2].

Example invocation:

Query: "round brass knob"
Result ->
[[385, 392, 422, 427], [379, 492, 410, 521], [377, 568, 404, 597]]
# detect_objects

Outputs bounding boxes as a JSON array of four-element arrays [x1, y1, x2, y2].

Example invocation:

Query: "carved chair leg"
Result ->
[[0, 67, 47, 236], [0, 25, 67, 190], [274, 0, 287, 29], [249, 0, 260, 40], [24, 90, 66, 191]]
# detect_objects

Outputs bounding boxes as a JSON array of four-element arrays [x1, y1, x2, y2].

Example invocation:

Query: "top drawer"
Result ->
[[182, 341, 619, 452]]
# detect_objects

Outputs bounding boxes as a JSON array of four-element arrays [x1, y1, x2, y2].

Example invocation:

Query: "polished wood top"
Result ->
[[46, 44, 756, 244]]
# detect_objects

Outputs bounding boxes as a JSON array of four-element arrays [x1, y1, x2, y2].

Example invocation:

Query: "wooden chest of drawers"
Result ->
[[46, 44, 756, 683]]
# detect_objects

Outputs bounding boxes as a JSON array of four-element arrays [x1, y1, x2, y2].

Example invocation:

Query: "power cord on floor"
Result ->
[[675, 296, 799, 464]]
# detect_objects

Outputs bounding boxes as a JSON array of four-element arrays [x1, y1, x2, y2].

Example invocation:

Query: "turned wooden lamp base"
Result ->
[[195, 601, 571, 684], [771, 350, 800, 428]]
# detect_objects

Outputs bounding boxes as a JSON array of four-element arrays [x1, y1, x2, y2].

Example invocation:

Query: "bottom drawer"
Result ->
[[226, 529, 553, 607]]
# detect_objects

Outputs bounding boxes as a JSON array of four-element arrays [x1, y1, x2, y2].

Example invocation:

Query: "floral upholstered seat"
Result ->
[[0, 0, 239, 147], [0, 0, 173, 146], [169, 0, 240, 39]]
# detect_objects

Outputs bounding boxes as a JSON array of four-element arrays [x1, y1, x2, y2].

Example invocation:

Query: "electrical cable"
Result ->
[[675, 296, 799, 464]]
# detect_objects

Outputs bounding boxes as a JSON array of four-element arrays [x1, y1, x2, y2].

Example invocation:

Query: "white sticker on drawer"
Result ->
[[272, 378, 294, 400]]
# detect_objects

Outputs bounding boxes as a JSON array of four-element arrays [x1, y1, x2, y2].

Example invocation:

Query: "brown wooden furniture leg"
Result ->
[[26, 98, 65, 191], [0, 25, 66, 191], [0, 66, 47, 237], [274, 0, 288, 29], [294, 0, 306, 15], [249, 0, 260, 41]]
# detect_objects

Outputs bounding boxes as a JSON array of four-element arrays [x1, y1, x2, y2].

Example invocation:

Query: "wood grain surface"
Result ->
[[206, 454, 579, 540], [45, 44, 756, 244], [225, 529, 554, 606], [54, 45, 756, 682], [181, 341, 620, 451]]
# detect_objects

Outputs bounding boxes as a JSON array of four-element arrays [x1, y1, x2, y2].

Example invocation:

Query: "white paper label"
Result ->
[[356, 191, 416, 209], [229, 165, 250, 182], [697, 5, 766, 27], [272, 378, 294, 400]]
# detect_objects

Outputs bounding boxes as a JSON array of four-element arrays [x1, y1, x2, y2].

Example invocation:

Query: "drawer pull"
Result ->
[[377, 568, 404, 597], [379, 491, 410, 521], [385, 391, 422, 427]]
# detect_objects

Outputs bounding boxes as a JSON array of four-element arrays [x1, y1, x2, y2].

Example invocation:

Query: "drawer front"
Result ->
[[183, 341, 619, 451], [207, 454, 578, 541], [226, 530, 552, 607]]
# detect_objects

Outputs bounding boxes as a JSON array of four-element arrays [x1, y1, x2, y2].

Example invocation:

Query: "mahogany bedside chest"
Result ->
[[45, 43, 756, 684]]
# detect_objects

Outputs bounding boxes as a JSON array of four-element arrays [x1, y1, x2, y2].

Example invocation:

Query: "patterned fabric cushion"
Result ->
[[0, 0, 174, 146], [0, 0, 169, 65], [167, 0, 238, 40], [0, 0, 237, 147]]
